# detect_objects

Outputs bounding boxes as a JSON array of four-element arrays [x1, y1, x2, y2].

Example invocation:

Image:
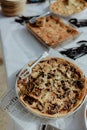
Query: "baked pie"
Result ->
[[17, 58, 87, 118], [26, 15, 79, 47], [50, 0, 87, 16]]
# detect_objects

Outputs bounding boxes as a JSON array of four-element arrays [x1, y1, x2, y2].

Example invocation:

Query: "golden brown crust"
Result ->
[[26, 15, 79, 47], [50, 0, 87, 16], [17, 58, 87, 118]]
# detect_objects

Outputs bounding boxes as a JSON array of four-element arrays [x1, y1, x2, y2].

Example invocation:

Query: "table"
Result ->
[[0, 2, 87, 130]]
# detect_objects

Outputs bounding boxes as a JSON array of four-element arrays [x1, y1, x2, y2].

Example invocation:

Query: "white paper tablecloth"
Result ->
[[0, 2, 87, 130]]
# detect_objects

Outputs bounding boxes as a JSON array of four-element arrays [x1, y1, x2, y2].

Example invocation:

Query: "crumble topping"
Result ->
[[26, 15, 79, 47], [50, 0, 87, 16], [17, 58, 86, 117]]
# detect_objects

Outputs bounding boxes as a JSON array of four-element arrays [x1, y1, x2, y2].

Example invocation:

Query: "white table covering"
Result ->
[[0, 2, 87, 130]]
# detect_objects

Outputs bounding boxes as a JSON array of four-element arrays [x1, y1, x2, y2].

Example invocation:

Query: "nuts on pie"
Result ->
[[26, 15, 79, 47], [17, 58, 87, 118], [50, 0, 87, 16]]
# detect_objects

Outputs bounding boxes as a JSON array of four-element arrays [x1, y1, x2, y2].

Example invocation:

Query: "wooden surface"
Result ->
[[0, 41, 8, 130]]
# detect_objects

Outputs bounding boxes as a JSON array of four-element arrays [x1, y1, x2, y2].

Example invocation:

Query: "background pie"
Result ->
[[50, 0, 87, 16]]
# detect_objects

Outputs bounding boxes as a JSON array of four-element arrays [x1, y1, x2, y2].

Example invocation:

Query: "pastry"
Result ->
[[17, 58, 87, 118], [26, 15, 79, 47], [50, 0, 87, 16]]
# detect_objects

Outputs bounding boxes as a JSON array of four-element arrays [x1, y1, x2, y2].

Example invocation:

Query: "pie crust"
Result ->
[[17, 58, 87, 118], [50, 0, 87, 16], [26, 15, 79, 47]]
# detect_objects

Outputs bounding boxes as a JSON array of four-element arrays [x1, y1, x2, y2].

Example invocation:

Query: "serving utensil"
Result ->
[[29, 11, 51, 24], [20, 51, 48, 80]]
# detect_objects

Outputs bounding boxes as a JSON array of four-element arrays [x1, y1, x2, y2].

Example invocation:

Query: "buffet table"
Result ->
[[0, 2, 87, 130]]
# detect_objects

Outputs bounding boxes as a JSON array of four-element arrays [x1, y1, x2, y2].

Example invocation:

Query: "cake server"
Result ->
[[20, 51, 48, 80], [29, 11, 51, 24]]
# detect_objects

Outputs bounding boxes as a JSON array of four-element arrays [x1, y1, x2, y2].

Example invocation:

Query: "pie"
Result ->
[[26, 15, 79, 47], [50, 0, 87, 16], [17, 57, 87, 118]]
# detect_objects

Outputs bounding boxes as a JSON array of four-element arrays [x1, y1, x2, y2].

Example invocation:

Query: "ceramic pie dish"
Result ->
[[16, 57, 87, 118]]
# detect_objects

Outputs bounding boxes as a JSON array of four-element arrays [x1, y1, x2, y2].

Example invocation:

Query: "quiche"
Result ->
[[17, 58, 87, 118], [26, 15, 79, 47], [50, 0, 87, 16]]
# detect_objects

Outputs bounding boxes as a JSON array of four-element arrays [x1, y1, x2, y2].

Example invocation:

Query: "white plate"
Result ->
[[15, 51, 87, 120], [84, 99, 87, 130]]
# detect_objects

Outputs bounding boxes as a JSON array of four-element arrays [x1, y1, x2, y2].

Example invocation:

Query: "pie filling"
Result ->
[[50, 0, 87, 16], [17, 58, 86, 117], [26, 15, 79, 47]]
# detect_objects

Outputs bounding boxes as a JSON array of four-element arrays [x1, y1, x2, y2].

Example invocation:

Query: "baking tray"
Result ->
[[25, 12, 81, 50]]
